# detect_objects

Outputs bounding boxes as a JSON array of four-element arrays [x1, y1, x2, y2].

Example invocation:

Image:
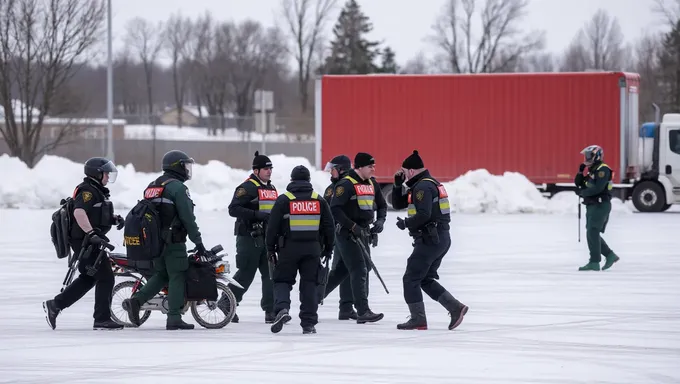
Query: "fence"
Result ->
[[0, 122, 316, 172]]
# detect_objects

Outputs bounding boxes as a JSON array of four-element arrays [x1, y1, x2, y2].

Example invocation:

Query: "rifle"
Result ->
[[351, 232, 389, 294], [61, 234, 114, 291]]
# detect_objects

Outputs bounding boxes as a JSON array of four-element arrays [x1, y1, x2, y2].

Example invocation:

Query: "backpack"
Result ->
[[123, 179, 177, 272], [50, 197, 74, 259]]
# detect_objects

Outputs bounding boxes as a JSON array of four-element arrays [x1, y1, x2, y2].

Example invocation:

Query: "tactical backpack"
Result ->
[[123, 179, 177, 272], [50, 197, 75, 259]]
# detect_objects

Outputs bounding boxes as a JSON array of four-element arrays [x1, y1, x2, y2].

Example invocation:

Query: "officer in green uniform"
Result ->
[[122, 150, 206, 330], [227, 151, 277, 323], [575, 145, 620, 271]]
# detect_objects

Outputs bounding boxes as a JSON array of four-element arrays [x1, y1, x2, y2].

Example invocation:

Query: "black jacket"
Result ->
[[392, 170, 451, 232], [330, 170, 387, 230], [228, 173, 277, 236], [265, 180, 335, 255], [70, 177, 114, 240]]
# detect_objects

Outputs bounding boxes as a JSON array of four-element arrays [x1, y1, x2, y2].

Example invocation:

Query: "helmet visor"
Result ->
[[185, 162, 193, 180], [101, 161, 118, 183], [324, 162, 337, 172]]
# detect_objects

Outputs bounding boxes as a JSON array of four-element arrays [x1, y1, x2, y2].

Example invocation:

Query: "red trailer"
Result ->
[[315, 72, 642, 202]]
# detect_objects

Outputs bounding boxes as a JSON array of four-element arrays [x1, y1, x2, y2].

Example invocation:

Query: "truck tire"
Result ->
[[632, 181, 667, 212]]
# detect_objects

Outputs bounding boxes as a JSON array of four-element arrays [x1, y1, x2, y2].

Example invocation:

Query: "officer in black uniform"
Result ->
[[324, 152, 386, 324], [392, 150, 468, 331], [267, 165, 335, 334], [43, 157, 125, 330], [321, 154, 358, 320], [227, 151, 277, 323]]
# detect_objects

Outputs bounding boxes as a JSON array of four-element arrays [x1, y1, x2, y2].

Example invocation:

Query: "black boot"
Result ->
[[338, 309, 358, 320], [121, 298, 141, 327], [265, 312, 276, 324], [42, 300, 61, 330], [357, 309, 384, 324], [166, 317, 195, 330], [302, 325, 317, 334], [397, 302, 428, 330], [270, 309, 292, 334], [438, 291, 468, 330], [231, 313, 239, 323], [93, 319, 124, 330]]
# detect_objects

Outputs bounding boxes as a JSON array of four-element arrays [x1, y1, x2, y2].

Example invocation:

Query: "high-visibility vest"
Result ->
[[344, 176, 375, 211], [407, 178, 451, 217], [586, 163, 613, 191], [248, 178, 278, 213], [283, 191, 321, 240]]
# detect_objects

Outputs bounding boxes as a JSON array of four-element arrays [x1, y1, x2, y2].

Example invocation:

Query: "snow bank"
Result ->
[[0, 154, 632, 214], [124, 125, 314, 143]]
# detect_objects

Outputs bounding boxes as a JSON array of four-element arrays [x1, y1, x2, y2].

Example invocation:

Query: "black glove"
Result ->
[[394, 170, 405, 187], [255, 211, 270, 222], [114, 215, 124, 230], [396, 217, 406, 230], [574, 173, 584, 187], [194, 243, 207, 257], [370, 219, 384, 234], [86, 230, 104, 245], [578, 163, 586, 172], [268, 251, 278, 265], [322, 249, 332, 263]]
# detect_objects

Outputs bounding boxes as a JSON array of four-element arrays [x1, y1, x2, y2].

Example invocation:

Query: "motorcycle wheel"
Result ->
[[111, 280, 151, 327], [190, 282, 236, 329]]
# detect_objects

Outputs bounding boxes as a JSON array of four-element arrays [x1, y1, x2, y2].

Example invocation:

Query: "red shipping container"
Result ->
[[316, 72, 640, 187]]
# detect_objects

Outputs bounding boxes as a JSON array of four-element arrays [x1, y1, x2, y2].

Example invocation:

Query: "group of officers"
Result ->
[[42, 144, 617, 334]]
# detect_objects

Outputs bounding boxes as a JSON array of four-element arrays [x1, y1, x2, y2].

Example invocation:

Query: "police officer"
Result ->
[[325, 152, 386, 324], [575, 145, 620, 271], [267, 165, 335, 334], [122, 150, 207, 330], [227, 151, 277, 323], [43, 157, 125, 330], [393, 150, 468, 330], [320, 154, 358, 320]]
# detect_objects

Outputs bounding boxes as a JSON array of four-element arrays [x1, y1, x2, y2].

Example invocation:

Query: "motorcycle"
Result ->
[[108, 244, 242, 329]]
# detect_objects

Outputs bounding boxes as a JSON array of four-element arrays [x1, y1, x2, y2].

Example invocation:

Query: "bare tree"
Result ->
[[559, 33, 589, 71], [428, 0, 545, 73], [559, 10, 626, 72], [633, 33, 664, 121], [125, 17, 165, 119], [0, 0, 105, 167], [280, 0, 337, 114], [653, 0, 680, 27], [165, 13, 195, 127], [400, 51, 432, 74]]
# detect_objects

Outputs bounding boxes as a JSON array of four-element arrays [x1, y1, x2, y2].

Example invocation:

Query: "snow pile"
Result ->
[[124, 125, 314, 143], [0, 154, 632, 214], [444, 169, 631, 214]]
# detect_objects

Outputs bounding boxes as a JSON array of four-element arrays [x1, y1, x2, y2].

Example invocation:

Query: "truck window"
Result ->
[[671, 130, 680, 154]]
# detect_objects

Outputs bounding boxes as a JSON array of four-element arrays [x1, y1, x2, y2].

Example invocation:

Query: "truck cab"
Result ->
[[630, 111, 680, 212]]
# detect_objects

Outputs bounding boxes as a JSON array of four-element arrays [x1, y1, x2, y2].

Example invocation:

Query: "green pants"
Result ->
[[228, 235, 274, 313], [585, 201, 613, 263], [132, 243, 189, 319]]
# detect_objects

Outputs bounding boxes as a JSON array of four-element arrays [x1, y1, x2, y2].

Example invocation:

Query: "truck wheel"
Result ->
[[632, 181, 666, 212]]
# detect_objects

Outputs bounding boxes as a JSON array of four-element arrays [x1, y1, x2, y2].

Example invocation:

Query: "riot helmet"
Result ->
[[84, 157, 117, 184], [162, 150, 195, 180], [580, 145, 603, 166]]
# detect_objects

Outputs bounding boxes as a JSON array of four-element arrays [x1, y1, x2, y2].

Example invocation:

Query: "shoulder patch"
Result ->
[[416, 190, 425, 201], [236, 187, 247, 197], [186, 188, 192, 199], [325, 188, 333, 198], [598, 170, 605, 178], [335, 186, 344, 197], [82, 191, 92, 203]]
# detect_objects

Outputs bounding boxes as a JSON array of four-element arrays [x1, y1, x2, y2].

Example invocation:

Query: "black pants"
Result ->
[[403, 231, 451, 304], [273, 249, 321, 328], [323, 233, 372, 314], [54, 241, 115, 322]]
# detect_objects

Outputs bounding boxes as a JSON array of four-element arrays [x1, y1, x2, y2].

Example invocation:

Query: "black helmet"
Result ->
[[290, 165, 311, 182], [162, 150, 195, 180], [84, 157, 117, 184], [324, 155, 351, 174]]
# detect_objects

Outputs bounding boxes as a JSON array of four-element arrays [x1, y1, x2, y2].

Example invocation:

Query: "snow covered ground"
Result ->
[[0, 209, 678, 383], [124, 124, 314, 143]]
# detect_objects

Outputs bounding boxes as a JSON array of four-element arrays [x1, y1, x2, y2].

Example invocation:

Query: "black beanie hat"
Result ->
[[354, 152, 375, 168], [402, 150, 424, 169], [252, 151, 273, 169], [290, 165, 311, 181]]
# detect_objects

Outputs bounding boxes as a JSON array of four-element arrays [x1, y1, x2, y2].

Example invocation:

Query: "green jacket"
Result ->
[[576, 162, 613, 203], [152, 173, 202, 245]]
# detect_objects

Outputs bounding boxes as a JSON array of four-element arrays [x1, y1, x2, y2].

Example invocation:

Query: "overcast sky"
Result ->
[[107, 0, 661, 66]]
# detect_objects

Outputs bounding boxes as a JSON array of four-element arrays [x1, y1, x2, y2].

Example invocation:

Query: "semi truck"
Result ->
[[314, 72, 680, 212]]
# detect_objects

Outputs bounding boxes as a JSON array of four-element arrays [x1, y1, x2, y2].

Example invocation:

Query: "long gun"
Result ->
[[351, 233, 389, 294], [577, 198, 582, 243]]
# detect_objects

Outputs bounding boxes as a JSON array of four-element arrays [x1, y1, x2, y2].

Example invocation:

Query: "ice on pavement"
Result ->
[[0, 153, 633, 213], [0, 209, 678, 384]]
